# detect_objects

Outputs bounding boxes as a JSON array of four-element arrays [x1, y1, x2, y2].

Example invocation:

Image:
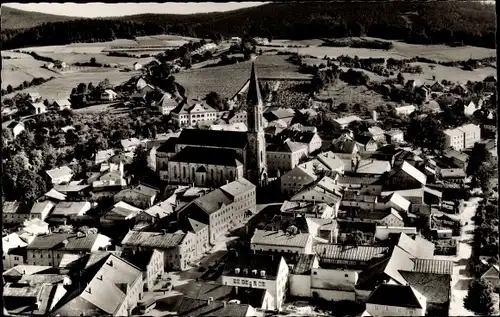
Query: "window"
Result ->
[[14, 256, 19, 260], [183, 166, 186, 178], [345, 274, 348, 278], [313, 271, 317, 275], [220, 170, 223, 182]]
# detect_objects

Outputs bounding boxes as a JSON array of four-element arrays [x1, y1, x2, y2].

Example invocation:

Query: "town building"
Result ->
[[221, 253, 289, 310], [26, 232, 112, 267], [457, 123, 481, 149], [101, 89, 118, 101], [3, 201, 35, 224], [52, 99, 72, 111], [100, 201, 143, 227], [395, 105, 416, 116], [176, 297, 260, 317], [251, 229, 313, 254], [384, 130, 405, 144], [365, 284, 427, 316], [170, 101, 221, 127], [442, 148, 469, 170], [3, 233, 29, 270], [6, 121, 25, 138], [266, 139, 308, 175], [178, 178, 256, 244], [114, 184, 159, 209], [27, 92, 42, 103], [45, 166, 73, 184], [120, 249, 164, 291], [156, 92, 179, 115], [332, 116, 362, 130], [49, 201, 92, 224], [291, 176, 343, 208]]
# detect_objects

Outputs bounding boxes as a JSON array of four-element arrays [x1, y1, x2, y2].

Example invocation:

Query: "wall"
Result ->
[[312, 289, 356, 302], [365, 303, 425, 316], [311, 268, 357, 292], [355, 288, 372, 303], [375, 226, 417, 241], [3, 213, 31, 224], [289, 274, 311, 297], [280, 172, 315, 196], [3, 254, 25, 270]]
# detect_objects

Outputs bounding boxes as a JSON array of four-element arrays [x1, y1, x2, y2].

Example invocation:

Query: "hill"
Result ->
[[1, 5, 81, 30], [1, 2, 496, 50]]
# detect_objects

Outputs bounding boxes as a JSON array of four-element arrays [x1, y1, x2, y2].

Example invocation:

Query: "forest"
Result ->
[[1, 1, 496, 49]]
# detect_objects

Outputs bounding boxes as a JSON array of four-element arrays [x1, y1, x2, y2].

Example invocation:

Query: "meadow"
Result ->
[[175, 54, 311, 100], [1, 52, 59, 89], [260, 38, 496, 62]]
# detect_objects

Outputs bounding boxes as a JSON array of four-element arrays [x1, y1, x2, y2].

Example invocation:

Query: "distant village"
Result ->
[[2, 35, 499, 317]]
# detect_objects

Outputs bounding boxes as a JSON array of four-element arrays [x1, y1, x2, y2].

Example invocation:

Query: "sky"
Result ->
[[4, 2, 268, 18]]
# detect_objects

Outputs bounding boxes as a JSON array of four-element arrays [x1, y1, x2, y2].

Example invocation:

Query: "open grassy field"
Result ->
[[260, 37, 496, 62], [1, 52, 60, 89], [2, 68, 141, 101], [401, 63, 496, 85], [175, 54, 311, 100]]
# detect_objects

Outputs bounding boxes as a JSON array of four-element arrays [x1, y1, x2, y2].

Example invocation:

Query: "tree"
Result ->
[[7, 85, 13, 94], [464, 278, 496, 315], [16, 170, 47, 201], [90, 57, 97, 64], [205, 91, 227, 111], [129, 144, 150, 180], [397, 72, 405, 85], [77, 83, 87, 94], [98, 78, 111, 90], [467, 143, 492, 176]]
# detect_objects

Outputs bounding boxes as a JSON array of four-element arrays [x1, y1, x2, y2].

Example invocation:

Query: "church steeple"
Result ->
[[245, 63, 267, 187], [246, 62, 263, 107]]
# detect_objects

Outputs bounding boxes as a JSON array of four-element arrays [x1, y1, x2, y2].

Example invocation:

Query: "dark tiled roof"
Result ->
[[315, 244, 390, 262], [247, 63, 263, 106], [194, 189, 233, 215], [27, 233, 101, 251], [156, 137, 178, 153], [292, 254, 317, 275], [366, 284, 425, 308], [176, 129, 248, 149], [121, 230, 185, 249], [399, 271, 451, 304], [170, 146, 242, 167], [177, 297, 250, 317], [119, 250, 155, 271]]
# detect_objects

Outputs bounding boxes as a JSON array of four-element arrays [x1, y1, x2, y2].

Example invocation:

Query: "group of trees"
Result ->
[[464, 278, 497, 315], [405, 113, 446, 152], [322, 38, 393, 50], [69, 79, 112, 107], [467, 143, 497, 195], [2, 76, 55, 96], [474, 201, 499, 258]]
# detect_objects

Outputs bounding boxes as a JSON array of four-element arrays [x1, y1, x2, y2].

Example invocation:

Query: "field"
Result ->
[[2, 68, 141, 101], [260, 37, 496, 62], [1, 52, 59, 89], [175, 54, 312, 100], [402, 63, 496, 85]]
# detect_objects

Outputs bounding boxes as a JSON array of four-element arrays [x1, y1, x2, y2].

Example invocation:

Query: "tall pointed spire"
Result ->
[[246, 63, 263, 106]]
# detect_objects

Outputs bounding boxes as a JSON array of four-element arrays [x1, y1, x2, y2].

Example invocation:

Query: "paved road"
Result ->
[[446, 198, 481, 316]]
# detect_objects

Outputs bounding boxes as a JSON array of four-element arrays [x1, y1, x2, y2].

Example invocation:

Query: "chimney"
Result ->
[[372, 110, 377, 122], [161, 229, 167, 235], [223, 301, 227, 308], [207, 297, 214, 305]]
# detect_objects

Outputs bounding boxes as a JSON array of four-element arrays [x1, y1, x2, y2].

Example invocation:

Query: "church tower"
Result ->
[[246, 63, 268, 186]]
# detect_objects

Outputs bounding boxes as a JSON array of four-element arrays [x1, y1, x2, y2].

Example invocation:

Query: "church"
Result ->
[[156, 63, 268, 187]]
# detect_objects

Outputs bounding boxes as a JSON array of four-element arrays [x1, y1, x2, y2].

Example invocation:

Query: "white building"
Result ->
[[457, 124, 481, 149], [101, 89, 118, 101], [133, 62, 143, 70], [444, 128, 465, 151], [2, 233, 28, 270], [170, 101, 223, 127], [221, 253, 289, 310], [45, 166, 73, 185], [332, 116, 362, 130], [251, 229, 313, 254], [395, 105, 416, 116]]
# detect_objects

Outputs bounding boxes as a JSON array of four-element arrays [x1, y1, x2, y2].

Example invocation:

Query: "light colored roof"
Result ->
[[142, 200, 174, 218], [46, 166, 73, 180], [3, 233, 29, 252], [315, 244, 390, 262], [396, 105, 416, 112], [316, 151, 345, 171], [121, 230, 186, 249], [396, 233, 435, 258], [29, 201, 55, 215], [368, 126, 385, 135], [399, 161, 427, 185], [334, 115, 362, 125], [343, 159, 391, 174], [385, 129, 404, 136], [443, 128, 463, 137], [120, 138, 142, 149], [220, 178, 255, 199], [251, 230, 310, 248], [104, 89, 117, 95], [440, 168, 466, 178], [95, 149, 116, 162], [52, 201, 90, 216], [457, 123, 480, 133], [3, 265, 52, 276], [386, 192, 411, 211], [110, 201, 143, 218], [55, 99, 71, 107], [44, 188, 67, 201]]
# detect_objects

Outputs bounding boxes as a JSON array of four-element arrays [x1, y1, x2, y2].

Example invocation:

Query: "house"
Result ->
[[343, 158, 391, 175], [251, 229, 313, 254], [120, 249, 164, 291], [29, 102, 47, 115], [356, 135, 379, 152], [394, 233, 435, 258], [480, 265, 499, 290], [332, 133, 360, 154], [399, 271, 451, 315], [3, 265, 56, 283], [53, 99, 72, 111], [332, 116, 362, 130], [451, 84, 469, 96], [338, 175, 384, 195], [29, 201, 55, 221], [457, 123, 481, 149], [430, 81, 444, 92], [156, 93, 179, 115], [364, 127, 386, 142], [121, 137, 143, 152], [266, 139, 308, 175], [135, 200, 174, 225], [178, 178, 256, 245], [395, 105, 416, 116], [92, 162, 127, 190], [27, 92, 41, 103], [170, 101, 221, 128], [287, 254, 320, 297], [114, 184, 159, 209], [45, 62, 55, 69], [43, 188, 67, 202], [483, 75, 497, 89], [440, 169, 466, 183], [52, 253, 143, 316], [26, 232, 112, 267], [462, 100, 480, 116], [221, 253, 289, 310], [385, 130, 405, 144], [3, 233, 29, 270], [375, 226, 417, 241], [263, 108, 296, 127], [284, 130, 323, 154], [133, 62, 143, 70], [6, 121, 25, 138], [94, 149, 116, 164], [121, 230, 196, 271], [18, 218, 51, 244], [54, 61, 67, 68], [384, 161, 426, 191], [444, 128, 465, 151], [3, 201, 34, 224], [442, 148, 469, 170], [176, 297, 259, 317], [101, 89, 118, 101], [291, 176, 342, 208], [46, 166, 73, 185], [281, 200, 337, 219], [49, 201, 92, 223], [100, 201, 143, 227], [365, 284, 427, 316]]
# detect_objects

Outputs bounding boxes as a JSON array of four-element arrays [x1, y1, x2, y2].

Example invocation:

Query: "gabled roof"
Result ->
[[315, 244, 390, 262], [142, 200, 174, 219], [384, 192, 411, 211], [52, 201, 90, 216], [220, 178, 255, 198], [222, 253, 283, 280], [55, 99, 71, 107], [46, 166, 73, 180], [389, 161, 426, 185], [251, 229, 310, 248], [177, 297, 251, 317], [366, 284, 426, 308], [156, 136, 178, 153], [399, 271, 450, 304], [176, 129, 248, 149], [108, 201, 142, 219], [3, 233, 29, 252], [121, 230, 186, 249], [396, 233, 435, 259], [411, 258, 453, 275], [3, 265, 53, 277], [120, 137, 142, 149], [194, 189, 233, 215], [170, 146, 243, 167], [27, 233, 104, 251], [44, 188, 67, 201], [334, 115, 362, 126]]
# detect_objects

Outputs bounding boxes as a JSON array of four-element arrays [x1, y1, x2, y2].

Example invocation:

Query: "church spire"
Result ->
[[246, 62, 262, 106]]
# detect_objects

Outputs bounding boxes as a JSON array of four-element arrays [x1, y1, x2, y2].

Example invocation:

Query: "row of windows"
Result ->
[[233, 279, 266, 287]]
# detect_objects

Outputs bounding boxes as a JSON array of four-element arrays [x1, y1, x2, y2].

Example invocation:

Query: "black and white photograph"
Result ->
[[1, 1, 498, 316]]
